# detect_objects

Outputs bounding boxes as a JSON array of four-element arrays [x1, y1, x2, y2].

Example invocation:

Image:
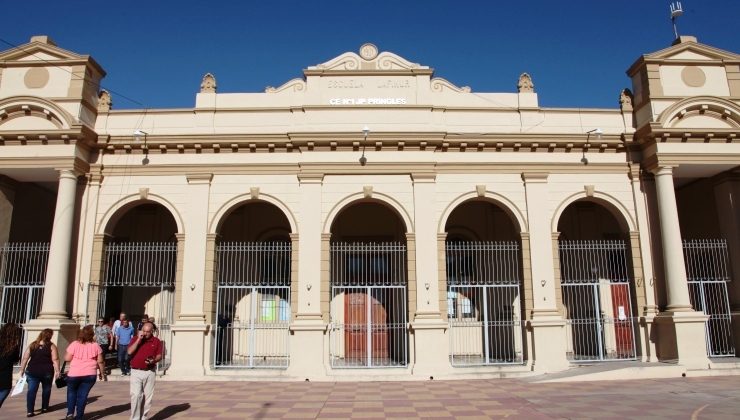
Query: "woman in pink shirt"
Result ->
[[64, 325, 106, 420]]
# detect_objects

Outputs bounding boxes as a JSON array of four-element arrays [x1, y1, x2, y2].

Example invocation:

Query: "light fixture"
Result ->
[[359, 126, 369, 166], [133, 130, 150, 165], [582, 128, 603, 165]]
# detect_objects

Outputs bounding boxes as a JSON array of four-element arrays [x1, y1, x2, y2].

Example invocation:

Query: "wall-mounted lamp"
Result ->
[[359, 126, 369, 166], [582, 128, 602, 165], [134, 129, 150, 165]]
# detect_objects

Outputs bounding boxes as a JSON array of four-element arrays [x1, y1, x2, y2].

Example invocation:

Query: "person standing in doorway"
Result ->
[[94, 319, 112, 356], [136, 314, 149, 331], [114, 318, 134, 375], [111, 312, 126, 337], [0, 323, 22, 408], [128, 322, 163, 420], [19, 328, 60, 417]]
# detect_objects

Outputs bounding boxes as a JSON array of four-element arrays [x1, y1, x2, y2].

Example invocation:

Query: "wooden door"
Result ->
[[344, 292, 367, 360], [370, 292, 388, 359]]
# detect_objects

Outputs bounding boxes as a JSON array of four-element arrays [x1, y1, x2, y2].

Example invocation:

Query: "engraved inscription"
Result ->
[[378, 79, 410, 89], [327, 79, 364, 89]]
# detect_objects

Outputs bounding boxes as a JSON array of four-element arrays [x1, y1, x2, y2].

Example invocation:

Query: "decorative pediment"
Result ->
[[0, 37, 86, 62], [643, 39, 739, 62], [430, 77, 470, 93], [0, 36, 106, 77], [265, 78, 306, 93], [658, 96, 740, 129], [304, 43, 432, 75]]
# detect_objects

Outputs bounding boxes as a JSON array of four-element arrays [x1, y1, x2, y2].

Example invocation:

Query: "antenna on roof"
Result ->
[[669, 2, 684, 40]]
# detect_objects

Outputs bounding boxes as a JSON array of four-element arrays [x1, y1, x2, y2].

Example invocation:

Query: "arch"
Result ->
[[0, 95, 77, 129], [323, 192, 413, 234], [209, 193, 298, 235], [551, 191, 635, 233], [438, 191, 527, 234], [658, 96, 740, 129], [98, 194, 184, 236]]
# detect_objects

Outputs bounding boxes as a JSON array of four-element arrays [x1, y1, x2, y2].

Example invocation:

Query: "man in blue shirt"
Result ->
[[114, 318, 135, 375]]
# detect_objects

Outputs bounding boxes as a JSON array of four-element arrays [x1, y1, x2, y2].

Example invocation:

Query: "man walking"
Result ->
[[128, 322, 163, 420], [114, 318, 134, 375]]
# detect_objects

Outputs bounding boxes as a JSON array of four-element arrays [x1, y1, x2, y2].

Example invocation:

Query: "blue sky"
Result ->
[[2, 1, 738, 109]]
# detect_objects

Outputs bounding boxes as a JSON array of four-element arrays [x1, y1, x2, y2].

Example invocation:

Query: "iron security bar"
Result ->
[[558, 240, 637, 362], [0, 242, 49, 286], [684, 239, 734, 357], [104, 242, 177, 287]]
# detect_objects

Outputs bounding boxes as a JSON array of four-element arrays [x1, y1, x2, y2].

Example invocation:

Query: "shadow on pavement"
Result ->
[[85, 402, 130, 419], [44, 395, 99, 413], [149, 403, 191, 419]]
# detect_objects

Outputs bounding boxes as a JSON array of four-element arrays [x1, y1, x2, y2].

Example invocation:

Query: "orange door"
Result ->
[[345, 292, 367, 360], [370, 293, 388, 359]]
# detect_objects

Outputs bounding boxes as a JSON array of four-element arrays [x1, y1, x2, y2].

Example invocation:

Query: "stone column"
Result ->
[[522, 172, 568, 372], [629, 166, 659, 361], [26, 169, 80, 355], [409, 173, 449, 377], [653, 166, 693, 311], [651, 166, 709, 368], [38, 169, 79, 319], [169, 174, 211, 377], [288, 173, 326, 379]]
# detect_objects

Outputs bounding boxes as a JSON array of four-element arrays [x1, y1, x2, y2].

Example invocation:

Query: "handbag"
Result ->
[[10, 375, 26, 397], [55, 361, 68, 389]]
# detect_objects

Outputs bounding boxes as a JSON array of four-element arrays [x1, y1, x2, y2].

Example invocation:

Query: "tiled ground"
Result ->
[[2, 375, 739, 419]]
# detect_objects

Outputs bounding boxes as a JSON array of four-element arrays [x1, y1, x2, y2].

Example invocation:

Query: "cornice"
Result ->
[[100, 132, 627, 155], [94, 161, 629, 177]]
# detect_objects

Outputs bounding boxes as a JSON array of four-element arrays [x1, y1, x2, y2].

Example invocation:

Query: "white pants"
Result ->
[[130, 368, 156, 420]]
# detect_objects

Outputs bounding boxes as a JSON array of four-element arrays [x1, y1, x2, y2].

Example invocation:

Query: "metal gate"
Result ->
[[684, 239, 735, 357], [91, 242, 177, 372], [329, 242, 408, 368], [214, 242, 291, 369], [0, 243, 49, 353], [559, 240, 637, 362], [446, 241, 524, 366]]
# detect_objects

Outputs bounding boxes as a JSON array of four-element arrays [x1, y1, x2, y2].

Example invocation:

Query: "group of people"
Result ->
[[0, 312, 163, 420], [94, 313, 159, 376]]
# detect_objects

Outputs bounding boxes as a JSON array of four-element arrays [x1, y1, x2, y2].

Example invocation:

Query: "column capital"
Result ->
[[298, 173, 324, 184], [650, 165, 675, 177], [437, 232, 448, 241], [411, 173, 436, 183]]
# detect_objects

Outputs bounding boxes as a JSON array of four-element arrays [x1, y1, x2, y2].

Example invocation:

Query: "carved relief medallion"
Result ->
[[359, 43, 379, 61], [681, 66, 706, 88], [24, 67, 50, 89]]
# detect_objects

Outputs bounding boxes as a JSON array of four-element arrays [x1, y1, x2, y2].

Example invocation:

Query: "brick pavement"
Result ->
[[2, 375, 739, 419]]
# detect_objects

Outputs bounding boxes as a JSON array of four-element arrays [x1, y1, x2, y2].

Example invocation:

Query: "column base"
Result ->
[[528, 312, 569, 373], [167, 322, 209, 378], [654, 310, 710, 369], [410, 314, 451, 377], [287, 320, 327, 379], [24, 318, 80, 356]]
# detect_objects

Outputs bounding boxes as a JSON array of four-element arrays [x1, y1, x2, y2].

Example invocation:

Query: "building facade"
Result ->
[[0, 35, 738, 380]]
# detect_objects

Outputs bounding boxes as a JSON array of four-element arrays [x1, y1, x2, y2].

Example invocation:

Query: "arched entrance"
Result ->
[[0, 178, 55, 351], [556, 200, 637, 362], [90, 202, 178, 369], [328, 200, 408, 368], [212, 201, 292, 369], [444, 199, 524, 365]]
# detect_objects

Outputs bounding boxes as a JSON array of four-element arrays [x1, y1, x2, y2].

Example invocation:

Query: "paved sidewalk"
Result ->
[[2, 375, 739, 419]]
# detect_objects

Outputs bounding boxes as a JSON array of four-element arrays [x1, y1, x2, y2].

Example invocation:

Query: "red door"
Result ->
[[610, 283, 634, 357]]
